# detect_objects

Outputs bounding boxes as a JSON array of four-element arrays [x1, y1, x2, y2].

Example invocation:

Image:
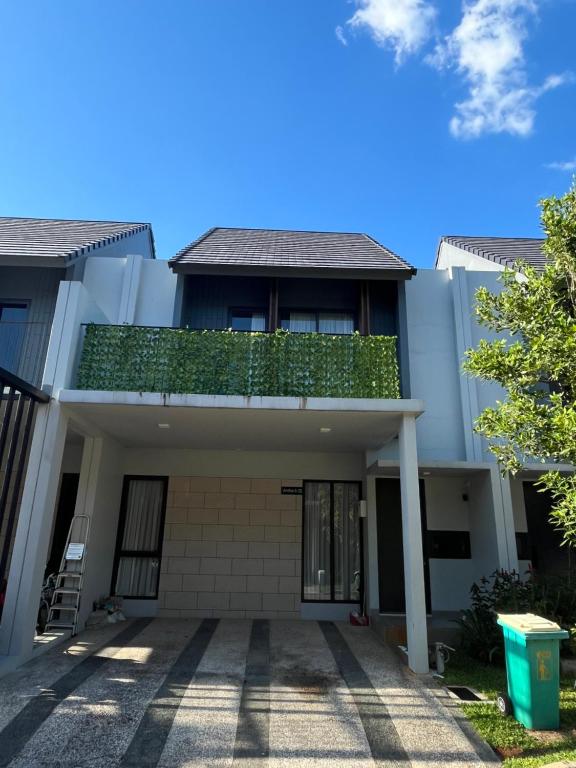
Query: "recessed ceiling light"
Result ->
[[422, 471, 431, 476], [158, 423, 171, 429], [320, 427, 332, 433]]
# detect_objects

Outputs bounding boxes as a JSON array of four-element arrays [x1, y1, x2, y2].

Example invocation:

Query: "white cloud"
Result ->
[[345, 0, 437, 65], [430, 0, 568, 138], [335, 25, 348, 46], [546, 157, 576, 171]]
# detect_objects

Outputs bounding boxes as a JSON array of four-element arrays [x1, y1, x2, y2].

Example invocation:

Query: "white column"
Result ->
[[399, 414, 429, 674], [365, 475, 379, 613], [490, 468, 519, 573], [0, 401, 68, 659]]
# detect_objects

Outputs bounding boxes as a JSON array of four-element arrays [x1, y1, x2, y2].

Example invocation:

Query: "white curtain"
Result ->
[[250, 313, 266, 331], [287, 312, 316, 333], [318, 313, 354, 335]]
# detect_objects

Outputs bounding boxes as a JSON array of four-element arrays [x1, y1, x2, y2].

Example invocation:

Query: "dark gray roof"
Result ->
[[170, 227, 415, 277], [0, 217, 154, 263], [439, 235, 545, 270]]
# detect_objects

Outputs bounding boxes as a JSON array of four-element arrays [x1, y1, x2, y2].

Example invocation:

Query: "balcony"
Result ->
[[76, 325, 400, 399]]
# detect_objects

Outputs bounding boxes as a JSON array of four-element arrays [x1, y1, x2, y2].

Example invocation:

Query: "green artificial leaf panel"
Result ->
[[76, 326, 401, 399]]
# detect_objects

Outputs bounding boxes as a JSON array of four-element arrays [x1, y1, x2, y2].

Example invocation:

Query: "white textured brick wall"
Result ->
[[158, 476, 302, 618]]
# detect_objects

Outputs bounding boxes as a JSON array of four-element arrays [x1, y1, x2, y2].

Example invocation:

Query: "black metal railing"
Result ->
[[0, 321, 51, 388], [0, 367, 50, 603]]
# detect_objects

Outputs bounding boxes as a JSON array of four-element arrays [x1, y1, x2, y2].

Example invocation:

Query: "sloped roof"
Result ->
[[439, 235, 546, 270], [0, 217, 154, 263], [170, 227, 415, 276]]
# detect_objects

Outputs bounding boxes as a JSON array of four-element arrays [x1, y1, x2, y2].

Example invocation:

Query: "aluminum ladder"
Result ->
[[45, 514, 90, 635]]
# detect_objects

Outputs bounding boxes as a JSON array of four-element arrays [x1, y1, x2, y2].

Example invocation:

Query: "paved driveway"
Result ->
[[0, 619, 492, 767]]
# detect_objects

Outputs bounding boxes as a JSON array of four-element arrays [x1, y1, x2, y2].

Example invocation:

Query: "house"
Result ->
[[0, 217, 155, 385], [0, 218, 155, 644], [0, 226, 565, 676]]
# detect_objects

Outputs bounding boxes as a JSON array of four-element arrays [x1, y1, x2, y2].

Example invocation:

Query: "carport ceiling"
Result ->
[[62, 402, 408, 452]]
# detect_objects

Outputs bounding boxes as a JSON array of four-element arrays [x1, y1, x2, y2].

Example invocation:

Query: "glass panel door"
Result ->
[[113, 477, 167, 598], [303, 480, 362, 602], [333, 483, 361, 601], [303, 482, 331, 600]]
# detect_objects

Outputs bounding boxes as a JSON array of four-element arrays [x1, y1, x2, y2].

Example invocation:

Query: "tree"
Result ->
[[464, 184, 576, 546]]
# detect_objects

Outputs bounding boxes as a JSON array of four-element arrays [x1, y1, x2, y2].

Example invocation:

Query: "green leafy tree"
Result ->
[[464, 184, 576, 546]]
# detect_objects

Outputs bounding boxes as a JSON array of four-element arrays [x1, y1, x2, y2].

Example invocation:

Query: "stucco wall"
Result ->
[[158, 476, 302, 619]]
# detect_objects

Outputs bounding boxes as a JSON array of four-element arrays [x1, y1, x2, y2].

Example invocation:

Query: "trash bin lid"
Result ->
[[497, 613, 567, 636]]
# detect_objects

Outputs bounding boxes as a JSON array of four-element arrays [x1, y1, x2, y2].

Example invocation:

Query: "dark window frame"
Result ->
[[301, 479, 363, 604], [279, 309, 357, 335], [111, 475, 169, 600]]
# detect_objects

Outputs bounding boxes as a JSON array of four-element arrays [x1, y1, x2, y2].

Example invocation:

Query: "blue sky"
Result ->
[[0, 1, 574, 268]]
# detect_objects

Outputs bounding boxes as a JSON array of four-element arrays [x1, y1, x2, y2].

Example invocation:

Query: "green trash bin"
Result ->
[[497, 613, 569, 730]]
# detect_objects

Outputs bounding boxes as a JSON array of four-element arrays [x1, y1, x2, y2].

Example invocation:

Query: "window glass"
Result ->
[[318, 313, 354, 335], [283, 312, 316, 333], [281, 311, 354, 334], [231, 310, 266, 332], [0, 303, 28, 322], [114, 478, 166, 598], [333, 483, 361, 601], [303, 482, 331, 600], [303, 481, 361, 602]]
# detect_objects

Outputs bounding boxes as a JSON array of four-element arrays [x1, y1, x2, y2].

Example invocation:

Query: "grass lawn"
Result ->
[[443, 652, 576, 766]]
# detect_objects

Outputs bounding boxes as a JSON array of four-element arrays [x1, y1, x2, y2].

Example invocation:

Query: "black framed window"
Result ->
[[229, 309, 267, 332], [302, 480, 362, 602], [111, 476, 168, 599], [280, 311, 355, 335], [0, 302, 29, 374]]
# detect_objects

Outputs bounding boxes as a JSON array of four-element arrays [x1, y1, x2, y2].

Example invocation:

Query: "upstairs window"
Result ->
[[229, 309, 267, 332], [280, 311, 354, 335]]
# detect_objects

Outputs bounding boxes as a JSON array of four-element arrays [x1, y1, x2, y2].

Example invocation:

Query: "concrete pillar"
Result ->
[[399, 414, 429, 674], [491, 468, 519, 573], [73, 435, 123, 629], [0, 401, 68, 660], [365, 475, 379, 613]]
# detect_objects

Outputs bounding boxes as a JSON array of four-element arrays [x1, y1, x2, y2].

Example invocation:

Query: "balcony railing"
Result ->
[[0, 322, 51, 388], [76, 325, 401, 399]]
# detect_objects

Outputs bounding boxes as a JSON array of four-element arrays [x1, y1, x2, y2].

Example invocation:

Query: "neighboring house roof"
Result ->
[[438, 235, 546, 270], [0, 217, 155, 264], [170, 227, 415, 277]]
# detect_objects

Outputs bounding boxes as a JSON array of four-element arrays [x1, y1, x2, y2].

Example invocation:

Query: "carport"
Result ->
[[0, 618, 490, 767]]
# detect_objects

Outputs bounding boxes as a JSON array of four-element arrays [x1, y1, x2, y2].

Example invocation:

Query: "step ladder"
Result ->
[[45, 515, 90, 636]]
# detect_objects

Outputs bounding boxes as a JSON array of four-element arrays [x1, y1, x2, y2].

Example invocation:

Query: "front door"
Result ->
[[376, 478, 431, 613], [302, 481, 362, 603], [111, 476, 168, 599]]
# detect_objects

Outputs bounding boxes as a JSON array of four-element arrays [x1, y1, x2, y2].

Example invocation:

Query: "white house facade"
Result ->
[[0, 225, 566, 677]]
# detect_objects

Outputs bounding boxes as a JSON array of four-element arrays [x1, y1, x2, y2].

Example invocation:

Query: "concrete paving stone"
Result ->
[[338, 622, 488, 767], [269, 620, 375, 767], [0, 621, 134, 731], [157, 619, 251, 768], [0, 617, 495, 768], [6, 619, 200, 768]]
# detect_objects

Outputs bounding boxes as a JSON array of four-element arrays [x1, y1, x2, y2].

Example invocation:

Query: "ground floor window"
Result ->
[[112, 476, 168, 599], [302, 480, 362, 602]]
